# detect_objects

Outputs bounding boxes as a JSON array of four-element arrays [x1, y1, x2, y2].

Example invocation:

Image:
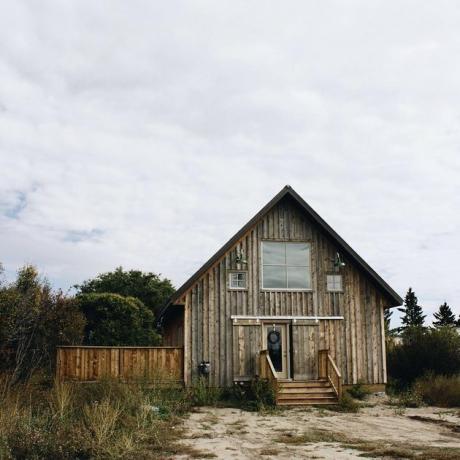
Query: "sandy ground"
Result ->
[[173, 397, 460, 459]]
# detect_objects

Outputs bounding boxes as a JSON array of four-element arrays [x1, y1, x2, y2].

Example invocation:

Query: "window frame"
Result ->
[[326, 274, 343, 292], [228, 270, 248, 290], [261, 240, 312, 291]]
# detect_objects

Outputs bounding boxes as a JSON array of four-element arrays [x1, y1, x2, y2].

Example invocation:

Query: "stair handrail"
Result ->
[[318, 349, 342, 400], [259, 349, 277, 381]]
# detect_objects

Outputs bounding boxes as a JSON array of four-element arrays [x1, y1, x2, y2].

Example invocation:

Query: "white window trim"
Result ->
[[261, 241, 312, 291], [327, 274, 343, 292], [228, 271, 248, 290]]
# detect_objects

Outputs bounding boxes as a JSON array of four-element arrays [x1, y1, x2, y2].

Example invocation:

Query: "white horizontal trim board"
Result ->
[[231, 315, 344, 323]]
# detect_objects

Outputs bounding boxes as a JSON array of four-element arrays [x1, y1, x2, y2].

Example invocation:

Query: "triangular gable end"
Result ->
[[161, 185, 402, 318]]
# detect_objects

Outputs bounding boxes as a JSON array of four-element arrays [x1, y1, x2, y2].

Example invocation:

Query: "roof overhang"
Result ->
[[158, 185, 403, 324]]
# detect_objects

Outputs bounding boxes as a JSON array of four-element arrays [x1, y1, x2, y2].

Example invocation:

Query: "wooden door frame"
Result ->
[[262, 321, 291, 380]]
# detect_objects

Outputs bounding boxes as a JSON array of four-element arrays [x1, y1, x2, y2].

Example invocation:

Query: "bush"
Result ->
[[347, 381, 370, 400], [334, 392, 360, 413], [399, 390, 423, 408], [226, 378, 276, 411], [0, 265, 85, 382], [387, 327, 460, 388], [78, 293, 160, 346], [188, 377, 221, 406], [389, 390, 423, 408], [414, 374, 460, 408], [247, 377, 276, 411]]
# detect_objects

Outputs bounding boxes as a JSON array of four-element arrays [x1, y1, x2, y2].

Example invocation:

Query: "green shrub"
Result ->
[[388, 327, 460, 388], [389, 390, 423, 408], [223, 378, 276, 411], [189, 376, 221, 406], [247, 377, 276, 411], [347, 381, 370, 400], [335, 392, 360, 413], [414, 374, 460, 407], [0, 265, 85, 382]]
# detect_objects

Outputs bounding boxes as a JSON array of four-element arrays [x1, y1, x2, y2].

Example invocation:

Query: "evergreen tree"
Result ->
[[384, 308, 396, 336], [433, 302, 456, 328], [398, 287, 426, 331]]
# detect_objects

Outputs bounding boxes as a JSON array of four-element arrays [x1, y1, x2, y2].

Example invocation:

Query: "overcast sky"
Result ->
[[1, 1, 459, 326]]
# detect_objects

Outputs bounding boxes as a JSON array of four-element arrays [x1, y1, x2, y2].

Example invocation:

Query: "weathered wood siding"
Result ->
[[162, 308, 184, 347], [56, 346, 183, 382], [176, 196, 389, 386]]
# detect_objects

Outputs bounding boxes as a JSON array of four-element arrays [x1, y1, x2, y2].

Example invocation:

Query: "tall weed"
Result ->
[[415, 374, 460, 407], [0, 375, 189, 459], [189, 376, 221, 406]]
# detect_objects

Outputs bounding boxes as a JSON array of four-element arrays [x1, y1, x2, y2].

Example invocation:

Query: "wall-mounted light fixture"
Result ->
[[333, 252, 346, 269], [235, 249, 248, 265]]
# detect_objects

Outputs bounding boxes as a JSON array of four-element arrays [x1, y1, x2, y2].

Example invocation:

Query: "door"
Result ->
[[264, 323, 289, 379]]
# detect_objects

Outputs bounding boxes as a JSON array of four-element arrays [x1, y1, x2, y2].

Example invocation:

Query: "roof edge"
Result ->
[[158, 185, 402, 323]]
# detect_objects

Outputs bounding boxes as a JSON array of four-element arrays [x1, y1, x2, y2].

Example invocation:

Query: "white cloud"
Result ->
[[0, 1, 459, 325]]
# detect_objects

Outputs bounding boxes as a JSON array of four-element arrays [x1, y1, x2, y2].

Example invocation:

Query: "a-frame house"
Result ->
[[159, 186, 402, 404]]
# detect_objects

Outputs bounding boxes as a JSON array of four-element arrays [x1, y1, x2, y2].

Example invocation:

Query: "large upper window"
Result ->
[[262, 241, 311, 290]]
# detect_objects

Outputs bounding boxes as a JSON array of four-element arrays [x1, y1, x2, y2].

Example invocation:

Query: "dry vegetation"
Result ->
[[0, 375, 192, 459], [2, 374, 460, 459]]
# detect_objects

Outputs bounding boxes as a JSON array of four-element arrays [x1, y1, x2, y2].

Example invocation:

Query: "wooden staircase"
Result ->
[[259, 348, 342, 407], [277, 379, 338, 406]]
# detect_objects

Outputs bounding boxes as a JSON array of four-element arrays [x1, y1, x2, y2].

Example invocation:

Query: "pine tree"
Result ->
[[433, 302, 456, 328], [384, 308, 396, 336], [398, 287, 426, 331]]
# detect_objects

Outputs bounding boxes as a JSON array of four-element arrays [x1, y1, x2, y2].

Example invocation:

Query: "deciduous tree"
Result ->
[[77, 292, 160, 346], [75, 267, 175, 317]]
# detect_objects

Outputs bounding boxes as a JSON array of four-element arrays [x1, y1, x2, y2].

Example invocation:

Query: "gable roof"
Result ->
[[160, 185, 402, 320]]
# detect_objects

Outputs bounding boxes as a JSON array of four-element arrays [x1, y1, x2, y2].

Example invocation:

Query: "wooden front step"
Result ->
[[277, 397, 337, 406], [278, 379, 328, 387], [276, 379, 338, 406], [278, 388, 336, 396]]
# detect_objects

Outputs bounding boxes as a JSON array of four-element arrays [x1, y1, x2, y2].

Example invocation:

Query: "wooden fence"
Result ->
[[56, 346, 184, 383]]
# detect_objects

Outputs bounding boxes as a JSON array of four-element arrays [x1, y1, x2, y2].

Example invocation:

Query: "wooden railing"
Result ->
[[318, 349, 342, 399], [56, 346, 184, 383], [259, 349, 278, 392]]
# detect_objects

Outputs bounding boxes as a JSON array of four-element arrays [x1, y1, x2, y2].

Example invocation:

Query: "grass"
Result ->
[[259, 447, 281, 456], [0, 372, 284, 459], [275, 428, 351, 445], [346, 381, 370, 400], [0, 374, 192, 459], [189, 377, 222, 406], [349, 441, 460, 459], [407, 415, 460, 434], [415, 374, 460, 408], [274, 427, 460, 460], [387, 389, 424, 408], [321, 392, 360, 413]]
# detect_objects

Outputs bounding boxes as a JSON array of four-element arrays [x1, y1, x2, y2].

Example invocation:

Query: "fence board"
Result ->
[[56, 346, 183, 383]]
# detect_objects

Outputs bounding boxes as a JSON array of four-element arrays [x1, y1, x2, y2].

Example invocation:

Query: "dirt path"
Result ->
[[173, 402, 460, 459]]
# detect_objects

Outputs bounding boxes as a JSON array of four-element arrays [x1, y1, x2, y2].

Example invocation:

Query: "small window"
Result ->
[[327, 274, 343, 292], [229, 271, 247, 289]]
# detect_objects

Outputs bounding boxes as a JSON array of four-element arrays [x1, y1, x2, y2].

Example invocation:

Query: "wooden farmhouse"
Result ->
[[159, 186, 402, 405]]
